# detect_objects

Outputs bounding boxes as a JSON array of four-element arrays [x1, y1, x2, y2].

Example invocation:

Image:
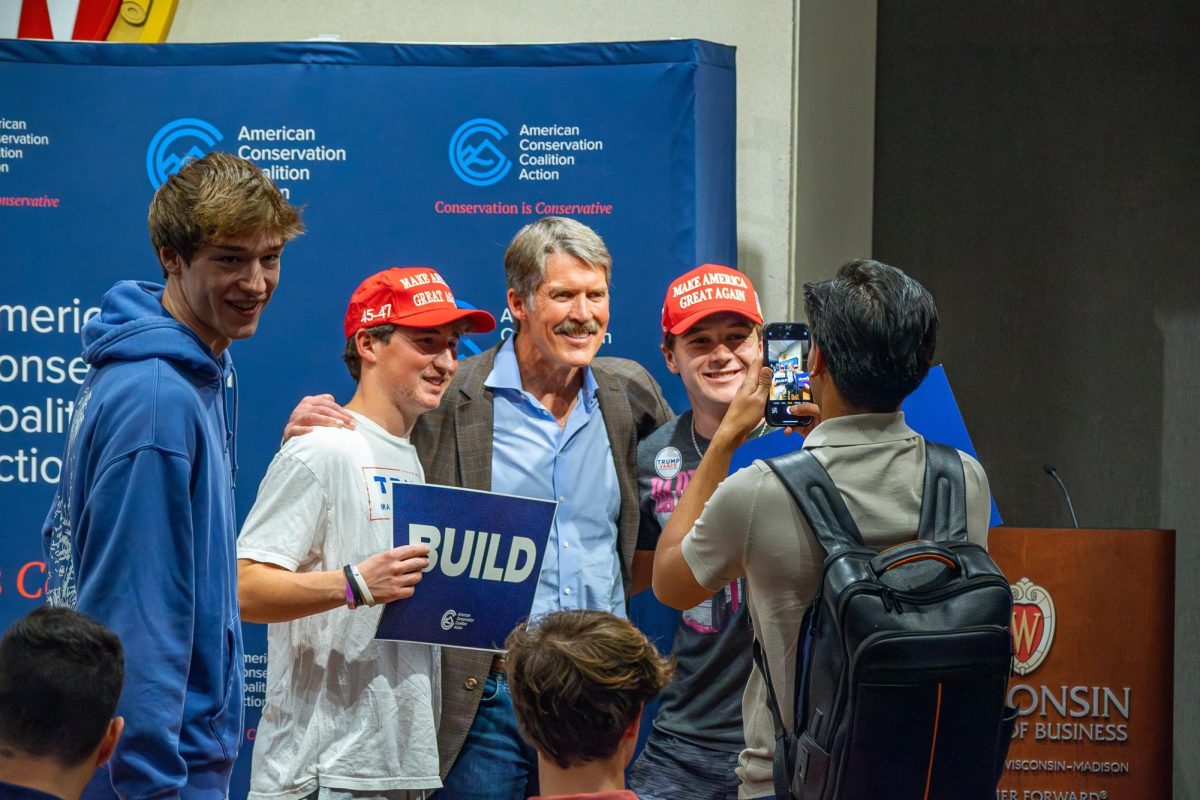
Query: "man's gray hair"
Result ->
[[504, 216, 612, 305]]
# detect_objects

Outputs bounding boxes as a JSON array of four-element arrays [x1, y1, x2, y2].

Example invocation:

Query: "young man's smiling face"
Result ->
[[160, 231, 284, 355], [664, 311, 760, 417], [368, 324, 463, 419]]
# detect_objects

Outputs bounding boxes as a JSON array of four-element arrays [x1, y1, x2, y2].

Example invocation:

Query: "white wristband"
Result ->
[[348, 564, 375, 607]]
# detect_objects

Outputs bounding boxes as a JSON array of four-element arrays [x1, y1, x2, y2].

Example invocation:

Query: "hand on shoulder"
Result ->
[[283, 394, 355, 443]]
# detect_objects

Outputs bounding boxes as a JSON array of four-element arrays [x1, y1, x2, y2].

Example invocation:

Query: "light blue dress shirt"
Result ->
[[486, 337, 624, 619]]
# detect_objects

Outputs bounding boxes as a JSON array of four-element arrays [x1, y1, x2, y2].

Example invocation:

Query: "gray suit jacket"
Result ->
[[410, 342, 672, 778]]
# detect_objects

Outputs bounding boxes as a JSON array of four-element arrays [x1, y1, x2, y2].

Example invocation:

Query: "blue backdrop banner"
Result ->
[[0, 38, 736, 796], [377, 484, 556, 650]]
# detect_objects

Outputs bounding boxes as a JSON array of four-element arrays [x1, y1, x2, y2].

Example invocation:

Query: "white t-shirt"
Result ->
[[238, 411, 441, 800]]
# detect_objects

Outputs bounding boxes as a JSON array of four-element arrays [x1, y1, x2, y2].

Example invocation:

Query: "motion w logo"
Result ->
[[1012, 608, 1043, 659], [1010, 577, 1056, 676]]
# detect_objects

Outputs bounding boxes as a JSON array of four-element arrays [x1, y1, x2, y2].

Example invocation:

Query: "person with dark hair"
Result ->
[[651, 259, 993, 799], [238, 267, 494, 800], [799, 258, 939, 412], [0, 607, 125, 800], [505, 611, 674, 800], [40, 151, 304, 800]]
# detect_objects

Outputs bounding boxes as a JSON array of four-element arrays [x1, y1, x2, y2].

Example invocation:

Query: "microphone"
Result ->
[[1043, 464, 1080, 528]]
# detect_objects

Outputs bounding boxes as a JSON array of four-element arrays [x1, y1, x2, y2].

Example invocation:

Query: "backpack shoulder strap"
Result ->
[[917, 441, 969, 542], [766, 448, 865, 554], [752, 638, 797, 800]]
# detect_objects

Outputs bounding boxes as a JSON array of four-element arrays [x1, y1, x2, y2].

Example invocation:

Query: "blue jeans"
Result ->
[[627, 730, 741, 800], [432, 672, 538, 800]]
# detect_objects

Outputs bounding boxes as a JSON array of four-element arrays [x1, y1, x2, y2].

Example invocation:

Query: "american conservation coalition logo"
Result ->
[[440, 608, 474, 632], [449, 118, 511, 186], [147, 118, 223, 189], [1011, 577, 1056, 676]]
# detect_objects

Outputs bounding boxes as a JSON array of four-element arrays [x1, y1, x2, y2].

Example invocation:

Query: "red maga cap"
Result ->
[[661, 263, 763, 336], [343, 267, 496, 339]]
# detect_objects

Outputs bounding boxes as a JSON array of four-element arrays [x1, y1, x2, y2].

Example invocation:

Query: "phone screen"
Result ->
[[764, 322, 811, 427]]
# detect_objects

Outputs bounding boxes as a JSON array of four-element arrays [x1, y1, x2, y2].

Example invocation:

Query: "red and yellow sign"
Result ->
[[8, 0, 177, 43]]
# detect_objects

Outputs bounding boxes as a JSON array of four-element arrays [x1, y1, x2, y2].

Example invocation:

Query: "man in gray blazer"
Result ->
[[412, 216, 672, 799]]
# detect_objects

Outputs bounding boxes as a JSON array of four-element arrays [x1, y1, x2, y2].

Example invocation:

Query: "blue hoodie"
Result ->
[[42, 281, 243, 800]]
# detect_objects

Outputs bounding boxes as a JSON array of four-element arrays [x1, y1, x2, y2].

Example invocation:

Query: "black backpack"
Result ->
[[753, 442, 1017, 800]]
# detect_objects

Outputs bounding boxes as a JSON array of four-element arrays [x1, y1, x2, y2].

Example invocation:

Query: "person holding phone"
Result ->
[[651, 260, 993, 799], [627, 264, 818, 800]]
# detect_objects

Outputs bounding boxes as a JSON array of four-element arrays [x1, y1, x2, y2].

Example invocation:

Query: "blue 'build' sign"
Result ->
[[376, 484, 557, 651]]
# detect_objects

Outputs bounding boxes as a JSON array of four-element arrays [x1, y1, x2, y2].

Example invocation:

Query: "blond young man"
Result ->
[[238, 268, 495, 800], [41, 152, 303, 800], [506, 611, 674, 800]]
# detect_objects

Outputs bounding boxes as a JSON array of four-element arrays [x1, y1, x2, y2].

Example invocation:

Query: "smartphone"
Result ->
[[764, 322, 812, 427]]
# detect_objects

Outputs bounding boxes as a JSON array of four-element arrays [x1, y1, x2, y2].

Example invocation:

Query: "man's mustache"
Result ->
[[553, 320, 601, 337]]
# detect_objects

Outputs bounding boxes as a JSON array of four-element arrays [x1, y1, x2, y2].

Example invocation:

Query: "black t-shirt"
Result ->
[[636, 411, 753, 750]]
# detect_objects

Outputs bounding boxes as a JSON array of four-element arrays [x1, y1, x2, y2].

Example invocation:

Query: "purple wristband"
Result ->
[[345, 582, 357, 609]]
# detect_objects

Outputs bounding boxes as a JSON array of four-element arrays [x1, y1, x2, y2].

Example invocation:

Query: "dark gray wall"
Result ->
[[872, 2, 1199, 796], [875, 0, 1198, 529]]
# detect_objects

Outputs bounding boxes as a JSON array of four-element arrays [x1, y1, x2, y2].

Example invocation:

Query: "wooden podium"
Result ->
[[988, 528, 1175, 800]]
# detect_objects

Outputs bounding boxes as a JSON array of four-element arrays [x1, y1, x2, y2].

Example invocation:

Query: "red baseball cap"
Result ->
[[661, 263, 763, 336], [343, 267, 496, 339]]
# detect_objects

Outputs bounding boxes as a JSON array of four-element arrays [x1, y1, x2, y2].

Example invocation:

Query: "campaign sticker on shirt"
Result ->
[[655, 446, 683, 479]]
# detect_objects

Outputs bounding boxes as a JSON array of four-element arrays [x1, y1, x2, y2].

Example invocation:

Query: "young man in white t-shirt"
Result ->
[[236, 267, 496, 800]]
